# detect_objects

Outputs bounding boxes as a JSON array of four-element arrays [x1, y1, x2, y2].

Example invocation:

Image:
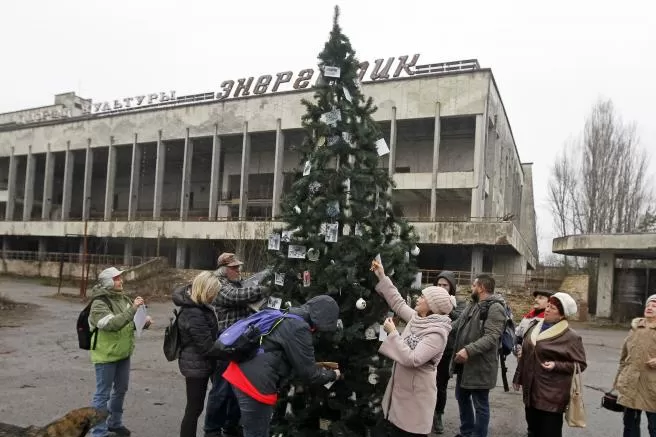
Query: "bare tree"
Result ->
[[548, 98, 654, 239]]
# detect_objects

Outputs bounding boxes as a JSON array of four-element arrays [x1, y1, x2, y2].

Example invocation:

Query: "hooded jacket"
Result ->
[[449, 294, 506, 390], [172, 285, 221, 379], [375, 276, 452, 435], [222, 295, 339, 405], [614, 317, 656, 413], [435, 271, 466, 358], [87, 284, 137, 364]]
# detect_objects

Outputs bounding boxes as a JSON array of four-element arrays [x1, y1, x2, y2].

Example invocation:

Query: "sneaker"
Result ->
[[432, 413, 444, 434], [108, 426, 131, 436], [222, 426, 242, 437]]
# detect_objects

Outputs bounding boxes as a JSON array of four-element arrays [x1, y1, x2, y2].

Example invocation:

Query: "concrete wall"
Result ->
[[0, 72, 492, 156]]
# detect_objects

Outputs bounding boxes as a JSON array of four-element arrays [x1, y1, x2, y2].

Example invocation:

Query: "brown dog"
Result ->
[[0, 407, 108, 437]]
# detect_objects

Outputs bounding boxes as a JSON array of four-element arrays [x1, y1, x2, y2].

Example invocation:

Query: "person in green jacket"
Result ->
[[88, 267, 152, 437]]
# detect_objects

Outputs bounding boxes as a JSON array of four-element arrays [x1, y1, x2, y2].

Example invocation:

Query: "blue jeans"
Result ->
[[232, 386, 274, 437], [204, 361, 241, 436], [455, 374, 490, 437], [90, 358, 131, 437], [623, 408, 656, 437]]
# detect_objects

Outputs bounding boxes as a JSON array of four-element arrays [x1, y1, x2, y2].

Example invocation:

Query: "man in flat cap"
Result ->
[[514, 289, 554, 357], [204, 253, 270, 437]]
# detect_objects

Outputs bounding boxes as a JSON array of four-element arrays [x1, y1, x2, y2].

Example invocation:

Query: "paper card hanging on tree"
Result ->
[[316, 136, 326, 148], [320, 108, 342, 126], [343, 86, 353, 102], [325, 223, 339, 243], [343, 178, 351, 192], [267, 296, 283, 309], [326, 200, 340, 218], [268, 233, 281, 251], [375, 138, 390, 156], [303, 160, 312, 176], [274, 273, 285, 286], [303, 270, 311, 287], [281, 230, 293, 242], [342, 132, 355, 147], [327, 135, 340, 147], [288, 245, 307, 259], [319, 222, 327, 235], [355, 223, 363, 236], [411, 272, 423, 289], [324, 65, 341, 78]]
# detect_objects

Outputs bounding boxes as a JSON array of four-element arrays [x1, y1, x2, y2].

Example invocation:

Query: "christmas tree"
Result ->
[[264, 6, 421, 436]]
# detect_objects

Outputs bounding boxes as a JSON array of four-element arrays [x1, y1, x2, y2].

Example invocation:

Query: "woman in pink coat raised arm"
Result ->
[[370, 260, 454, 437]]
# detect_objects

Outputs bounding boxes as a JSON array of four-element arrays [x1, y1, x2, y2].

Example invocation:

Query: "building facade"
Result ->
[[0, 57, 538, 277]]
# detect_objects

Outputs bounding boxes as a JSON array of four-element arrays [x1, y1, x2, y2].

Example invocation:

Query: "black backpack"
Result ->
[[163, 308, 184, 362], [77, 296, 112, 350]]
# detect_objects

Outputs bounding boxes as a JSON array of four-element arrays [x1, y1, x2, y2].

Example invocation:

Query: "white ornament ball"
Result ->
[[368, 373, 379, 385], [294, 205, 301, 214], [356, 298, 367, 310], [411, 245, 420, 256]]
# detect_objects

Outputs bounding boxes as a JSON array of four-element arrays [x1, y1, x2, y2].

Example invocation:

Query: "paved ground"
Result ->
[[0, 277, 647, 436]]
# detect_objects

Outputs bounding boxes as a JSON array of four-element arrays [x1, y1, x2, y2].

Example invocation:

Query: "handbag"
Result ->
[[601, 389, 625, 412], [565, 362, 586, 427]]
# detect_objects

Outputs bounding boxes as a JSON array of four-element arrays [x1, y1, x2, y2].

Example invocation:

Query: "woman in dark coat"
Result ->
[[173, 271, 223, 437], [513, 292, 587, 437], [222, 295, 343, 437]]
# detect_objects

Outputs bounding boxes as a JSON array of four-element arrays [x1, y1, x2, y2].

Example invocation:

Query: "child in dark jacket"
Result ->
[[173, 271, 224, 437], [222, 295, 343, 437]]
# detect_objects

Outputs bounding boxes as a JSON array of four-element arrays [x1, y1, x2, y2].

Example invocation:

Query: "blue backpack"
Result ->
[[216, 308, 304, 362], [480, 300, 516, 357]]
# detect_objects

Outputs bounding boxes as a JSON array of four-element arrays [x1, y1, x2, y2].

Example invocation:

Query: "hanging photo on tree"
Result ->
[[268, 233, 281, 251], [267, 296, 283, 309], [375, 138, 390, 156], [343, 86, 352, 102], [320, 108, 341, 126], [323, 65, 341, 78], [303, 160, 312, 176], [280, 230, 292, 243], [274, 272, 285, 286], [288, 244, 307, 259], [325, 223, 339, 242]]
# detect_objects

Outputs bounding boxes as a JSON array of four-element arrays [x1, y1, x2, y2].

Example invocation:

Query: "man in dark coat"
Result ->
[[204, 253, 270, 437], [450, 274, 506, 437], [222, 295, 343, 437], [432, 271, 466, 434]]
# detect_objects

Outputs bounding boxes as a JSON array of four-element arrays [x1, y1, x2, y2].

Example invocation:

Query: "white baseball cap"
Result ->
[[98, 267, 124, 281]]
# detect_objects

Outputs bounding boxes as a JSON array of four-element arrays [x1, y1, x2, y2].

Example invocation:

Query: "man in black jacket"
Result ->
[[204, 253, 270, 437], [222, 295, 343, 437]]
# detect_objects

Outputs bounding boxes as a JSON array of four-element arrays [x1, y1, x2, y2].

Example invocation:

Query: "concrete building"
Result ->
[[553, 233, 656, 320], [0, 56, 538, 276]]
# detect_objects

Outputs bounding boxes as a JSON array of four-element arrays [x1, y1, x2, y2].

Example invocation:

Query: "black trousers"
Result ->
[[525, 407, 563, 437], [372, 418, 427, 437], [180, 376, 210, 437], [435, 353, 451, 414]]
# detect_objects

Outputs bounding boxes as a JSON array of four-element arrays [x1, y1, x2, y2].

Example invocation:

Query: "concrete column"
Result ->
[[470, 246, 484, 278], [180, 129, 193, 221], [271, 119, 285, 218], [430, 102, 441, 220], [596, 252, 615, 318], [22, 146, 35, 221], [175, 240, 187, 269], [78, 239, 85, 264], [153, 130, 166, 219], [470, 114, 485, 219], [42, 144, 55, 220], [2, 236, 9, 256], [208, 125, 222, 220], [124, 239, 133, 266], [61, 142, 74, 221], [5, 147, 17, 221], [38, 237, 47, 260], [82, 139, 93, 221], [239, 122, 251, 219], [104, 137, 117, 221], [128, 134, 142, 220], [387, 107, 398, 197]]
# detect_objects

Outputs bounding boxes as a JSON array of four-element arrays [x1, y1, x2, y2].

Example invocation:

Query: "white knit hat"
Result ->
[[551, 292, 578, 318], [98, 267, 124, 288], [646, 294, 656, 306], [421, 286, 454, 315]]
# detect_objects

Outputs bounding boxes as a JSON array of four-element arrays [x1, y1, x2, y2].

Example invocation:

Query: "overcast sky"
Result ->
[[1, 0, 654, 258]]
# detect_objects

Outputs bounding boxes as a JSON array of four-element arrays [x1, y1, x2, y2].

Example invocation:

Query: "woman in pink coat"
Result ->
[[371, 260, 454, 437]]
